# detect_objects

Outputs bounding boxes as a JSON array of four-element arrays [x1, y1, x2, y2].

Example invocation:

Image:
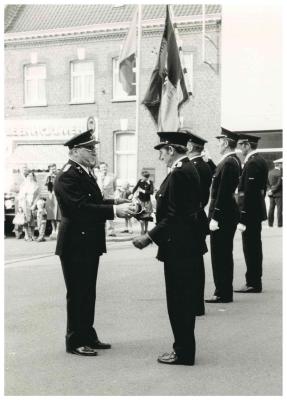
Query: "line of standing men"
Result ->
[[133, 127, 269, 365]]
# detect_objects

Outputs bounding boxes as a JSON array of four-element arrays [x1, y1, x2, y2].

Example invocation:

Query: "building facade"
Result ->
[[5, 4, 222, 189]]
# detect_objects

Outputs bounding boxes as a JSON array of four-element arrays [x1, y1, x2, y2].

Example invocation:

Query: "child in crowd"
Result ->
[[12, 207, 25, 239], [35, 198, 47, 242], [118, 181, 133, 234]]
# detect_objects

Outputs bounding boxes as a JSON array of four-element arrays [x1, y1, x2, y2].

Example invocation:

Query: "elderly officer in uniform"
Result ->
[[180, 129, 213, 316], [133, 131, 207, 366], [234, 133, 268, 293], [54, 130, 135, 356], [205, 128, 241, 303]]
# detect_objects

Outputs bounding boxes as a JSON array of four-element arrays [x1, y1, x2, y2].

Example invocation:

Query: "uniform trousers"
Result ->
[[60, 252, 100, 351], [210, 221, 237, 300], [242, 222, 263, 289], [195, 256, 205, 315], [164, 254, 200, 361], [268, 196, 283, 227]]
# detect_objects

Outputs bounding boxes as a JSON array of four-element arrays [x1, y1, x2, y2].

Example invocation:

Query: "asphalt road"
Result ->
[[4, 225, 282, 395]]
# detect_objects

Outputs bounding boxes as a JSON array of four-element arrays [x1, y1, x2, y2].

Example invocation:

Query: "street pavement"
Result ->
[[4, 223, 282, 396]]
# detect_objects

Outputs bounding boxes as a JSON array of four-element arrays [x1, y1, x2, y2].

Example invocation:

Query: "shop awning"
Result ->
[[6, 143, 69, 170]]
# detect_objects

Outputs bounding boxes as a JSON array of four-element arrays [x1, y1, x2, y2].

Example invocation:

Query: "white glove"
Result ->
[[237, 223, 246, 232], [209, 219, 219, 231]]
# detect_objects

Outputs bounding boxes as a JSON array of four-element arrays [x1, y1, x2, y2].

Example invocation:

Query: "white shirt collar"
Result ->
[[244, 150, 257, 164], [189, 154, 202, 161], [171, 155, 188, 170], [219, 151, 237, 164], [70, 159, 90, 175]]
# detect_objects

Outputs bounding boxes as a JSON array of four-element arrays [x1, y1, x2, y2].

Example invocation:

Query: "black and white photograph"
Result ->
[[3, 1, 283, 396]]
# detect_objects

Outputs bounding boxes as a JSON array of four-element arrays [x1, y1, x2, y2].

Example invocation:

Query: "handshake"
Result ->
[[115, 198, 140, 218]]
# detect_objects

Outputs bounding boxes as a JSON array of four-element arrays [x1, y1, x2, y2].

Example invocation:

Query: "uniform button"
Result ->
[[88, 194, 91, 197], [81, 232, 85, 235]]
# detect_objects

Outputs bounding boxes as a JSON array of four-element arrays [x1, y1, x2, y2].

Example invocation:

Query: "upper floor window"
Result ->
[[114, 131, 136, 185], [70, 61, 94, 104], [24, 64, 47, 106], [112, 57, 136, 101], [183, 52, 194, 94]]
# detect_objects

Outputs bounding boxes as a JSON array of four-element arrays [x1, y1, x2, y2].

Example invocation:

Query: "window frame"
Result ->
[[113, 130, 137, 185], [23, 63, 47, 107], [112, 57, 136, 102], [183, 51, 194, 95], [70, 60, 95, 105]]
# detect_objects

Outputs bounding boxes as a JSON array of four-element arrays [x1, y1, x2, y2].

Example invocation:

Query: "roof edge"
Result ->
[[4, 13, 221, 42]]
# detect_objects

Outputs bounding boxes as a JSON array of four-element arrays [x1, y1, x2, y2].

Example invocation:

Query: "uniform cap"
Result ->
[[154, 131, 190, 150], [179, 128, 207, 145], [237, 132, 261, 144], [64, 130, 99, 149], [215, 127, 239, 142]]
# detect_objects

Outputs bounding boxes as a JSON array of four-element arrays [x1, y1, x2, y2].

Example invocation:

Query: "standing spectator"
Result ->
[[97, 162, 117, 236], [132, 170, 154, 235], [234, 133, 269, 294], [35, 198, 48, 242], [12, 206, 25, 239], [267, 158, 283, 227], [17, 171, 40, 241], [118, 181, 133, 234], [205, 128, 241, 304], [45, 163, 61, 239]]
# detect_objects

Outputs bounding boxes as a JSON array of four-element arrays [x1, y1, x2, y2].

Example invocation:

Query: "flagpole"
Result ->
[[202, 3, 206, 63], [135, 4, 142, 180]]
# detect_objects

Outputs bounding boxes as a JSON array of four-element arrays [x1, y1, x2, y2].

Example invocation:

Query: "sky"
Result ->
[[221, 3, 282, 130]]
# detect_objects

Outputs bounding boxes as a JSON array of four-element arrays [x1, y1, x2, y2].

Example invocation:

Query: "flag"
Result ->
[[142, 5, 189, 131], [119, 8, 138, 96]]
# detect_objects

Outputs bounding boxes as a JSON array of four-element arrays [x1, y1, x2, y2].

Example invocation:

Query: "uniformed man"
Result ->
[[133, 131, 207, 366], [267, 158, 283, 228], [234, 133, 269, 293], [54, 130, 135, 356], [180, 129, 213, 316], [206, 128, 241, 303]]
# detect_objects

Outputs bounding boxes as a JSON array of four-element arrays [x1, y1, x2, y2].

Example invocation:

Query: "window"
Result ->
[[70, 61, 94, 103], [24, 64, 47, 106], [183, 52, 194, 93], [112, 57, 136, 100], [114, 131, 136, 185]]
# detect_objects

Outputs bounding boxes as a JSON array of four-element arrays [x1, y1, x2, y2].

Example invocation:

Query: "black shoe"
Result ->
[[196, 310, 205, 316], [68, 346, 98, 356], [205, 296, 233, 303], [91, 340, 111, 350], [234, 285, 262, 293], [157, 351, 194, 366]]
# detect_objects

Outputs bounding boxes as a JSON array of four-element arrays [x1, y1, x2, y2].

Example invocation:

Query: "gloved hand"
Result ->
[[237, 223, 246, 232], [209, 219, 219, 231]]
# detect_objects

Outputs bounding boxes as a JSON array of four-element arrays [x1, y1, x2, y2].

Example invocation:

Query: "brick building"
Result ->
[[4, 4, 221, 189]]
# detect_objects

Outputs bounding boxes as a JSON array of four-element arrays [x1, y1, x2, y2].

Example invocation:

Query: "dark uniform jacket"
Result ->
[[208, 153, 242, 224], [190, 155, 213, 235], [148, 157, 207, 262], [189, 156, 213, 208], [54, 160, 114, 256], [238, 153, 268, 225], [268, 168, 282, 198]]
